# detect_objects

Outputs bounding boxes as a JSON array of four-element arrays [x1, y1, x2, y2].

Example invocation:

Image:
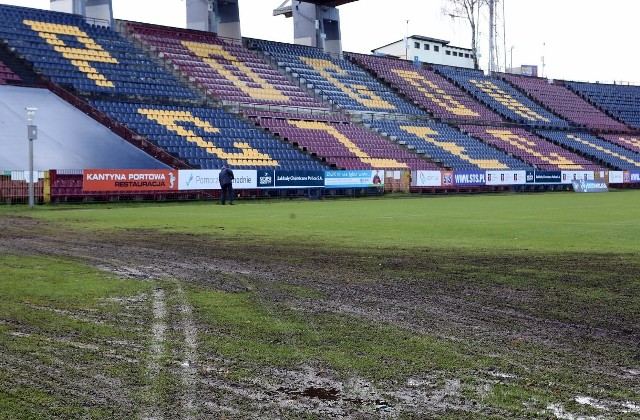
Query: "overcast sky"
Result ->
[[2, 0, 639, 84]]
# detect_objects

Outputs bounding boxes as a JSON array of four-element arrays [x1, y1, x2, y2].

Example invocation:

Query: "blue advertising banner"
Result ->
[[526, 171, 535, 183], [257, 170, 275, 188], [325, 170, 383, 188], [534, 171, 562, 184], [629, 171, 640, 183], [274, 171, 325, 188], [453, 171, 486, 186], [572, 179, 609, 193]]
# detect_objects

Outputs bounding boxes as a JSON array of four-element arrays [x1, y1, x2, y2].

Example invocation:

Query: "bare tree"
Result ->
[[442, 0, 488, 70]]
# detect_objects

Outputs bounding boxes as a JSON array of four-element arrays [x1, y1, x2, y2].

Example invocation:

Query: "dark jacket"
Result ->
[[219, 167, 234, 186]]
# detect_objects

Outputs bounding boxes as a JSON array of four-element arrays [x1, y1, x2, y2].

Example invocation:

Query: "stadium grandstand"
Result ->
[[0, 1, 639, 204]]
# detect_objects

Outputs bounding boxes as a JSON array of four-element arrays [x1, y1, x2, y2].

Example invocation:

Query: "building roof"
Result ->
[[372, 35, 474, 53], [411, 35, 451, 45]]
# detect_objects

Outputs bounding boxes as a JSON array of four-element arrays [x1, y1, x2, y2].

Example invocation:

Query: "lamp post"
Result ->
[[26, 107, 37, 209], [510, 45, 514, 73], [541, 42, 546, 78], [405, 19, 409, 60]]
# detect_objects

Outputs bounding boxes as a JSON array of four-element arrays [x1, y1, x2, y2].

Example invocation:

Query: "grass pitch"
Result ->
[[1, 190, 639, 418], [25, 190, 640, 251]]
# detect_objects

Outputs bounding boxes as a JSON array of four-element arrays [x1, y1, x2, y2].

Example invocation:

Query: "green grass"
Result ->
[[0, 254, 154, 419], [11, 190, 640, 253], [190, 288, 480, 380]]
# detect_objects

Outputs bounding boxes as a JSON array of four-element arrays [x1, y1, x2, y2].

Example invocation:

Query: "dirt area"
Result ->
[[1, 215, 639, 419]]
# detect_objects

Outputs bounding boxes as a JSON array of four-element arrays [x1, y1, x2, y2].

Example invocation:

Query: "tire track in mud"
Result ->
[[104, 277, 201, 419], [142, 286, 167, 420], [175, 283, 199, 419], [0, 230, 202, 419]]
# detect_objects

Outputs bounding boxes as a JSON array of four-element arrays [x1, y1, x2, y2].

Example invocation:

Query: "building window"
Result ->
[[464, 53, 470, 58], [424, 44, 430, 50], [453, 51, 458, 56], [414, 42, 420, 48], [446, 50, 451, 55], [434, 46, 439, 52]]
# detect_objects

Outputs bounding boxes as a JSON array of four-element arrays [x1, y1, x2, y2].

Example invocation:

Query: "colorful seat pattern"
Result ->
[[346, 53, 503, 123], [367, 120, 530, 170], [460, 125, 602, 170], [124, 23, 327, 110], [435, 65, 570, 128], [251, 116, 438, 170], [501, 73, 629, 132], [566, 81, 640, 130], [249, 39, 425, 115], [537, 131, 640, 170], [0, 4, 197, 99], [92, 101, 325, 170], [599, 134, 640, 154]]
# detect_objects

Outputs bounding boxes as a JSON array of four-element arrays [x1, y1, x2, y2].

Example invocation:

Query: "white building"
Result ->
[[372, 35, 475, 69]]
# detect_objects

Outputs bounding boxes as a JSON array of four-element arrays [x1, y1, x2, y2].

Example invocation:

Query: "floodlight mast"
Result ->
[[26, 107, 37, 209], [488, 0, 495, 73]]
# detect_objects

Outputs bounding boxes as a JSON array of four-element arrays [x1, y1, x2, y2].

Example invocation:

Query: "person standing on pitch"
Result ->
[[219, 165, 235, 205]]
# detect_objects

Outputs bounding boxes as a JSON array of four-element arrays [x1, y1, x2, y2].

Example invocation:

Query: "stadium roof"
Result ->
[[274, 0, 358, 17], [299, 0, 359, 6]]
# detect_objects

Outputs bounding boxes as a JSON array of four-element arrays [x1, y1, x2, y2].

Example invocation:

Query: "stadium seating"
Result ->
[[501, 73, 629, 132], [250, 116, 439, 170], [367, 120, 531, 170], [124, 22, 327, 110], [91, 100, 325, 170], [460, 125, 602, 170], [0, 4, 197, 100], [346, 53, 504, 124], [600, 134, 640, 154], [434, 65, 570, 128], [537, 131, 640, 170], [6, 3, 639, 180], [249, 39, 426, 116], [0, 59, 21, 84], [565, 81, 640, 130]]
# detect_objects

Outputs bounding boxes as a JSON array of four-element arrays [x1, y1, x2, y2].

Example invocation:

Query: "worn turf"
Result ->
[[0, 191, 638, 418]]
